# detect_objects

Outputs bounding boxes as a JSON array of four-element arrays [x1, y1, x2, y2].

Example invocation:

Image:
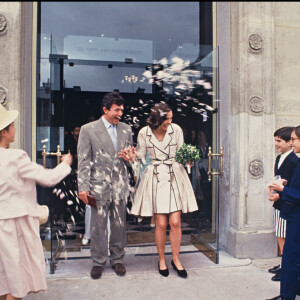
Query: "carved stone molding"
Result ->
[[0, 14, 8, 36], [249, 160, 264, 179], [0, 86, 8, 106], [248, 34, 263, 54], [249, 96, 264, 115]]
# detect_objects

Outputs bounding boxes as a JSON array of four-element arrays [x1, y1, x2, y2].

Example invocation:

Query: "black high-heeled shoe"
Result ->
[[158, 262, 169, 277], [171, 260, 187, 278]]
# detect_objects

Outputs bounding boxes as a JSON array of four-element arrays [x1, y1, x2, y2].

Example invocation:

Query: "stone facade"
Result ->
[[1, 2, 300, 259], [0, 2, 33, 154], [218, 2, 300, 258]]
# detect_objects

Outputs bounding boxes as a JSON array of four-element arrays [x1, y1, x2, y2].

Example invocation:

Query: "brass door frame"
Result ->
[[191, 3, 221, 263]]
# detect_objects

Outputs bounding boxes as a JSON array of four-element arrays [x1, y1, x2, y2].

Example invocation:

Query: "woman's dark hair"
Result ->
[[294, 126, 300, 139], [0, 123, 11, 141], [274, 126, 294, 142], [0, 123, 11, 133], [147, 102, 171, 130], [101, 91, 124, 112]]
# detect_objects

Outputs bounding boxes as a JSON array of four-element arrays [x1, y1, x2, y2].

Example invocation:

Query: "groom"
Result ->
[[77, 91, 133, 279]]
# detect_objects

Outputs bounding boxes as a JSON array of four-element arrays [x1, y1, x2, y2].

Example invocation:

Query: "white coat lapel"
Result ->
[[147, 125, 173, 156], [95, 118, 116, 157], [147, 126, 162, 152], [161, 124, 173, 150]]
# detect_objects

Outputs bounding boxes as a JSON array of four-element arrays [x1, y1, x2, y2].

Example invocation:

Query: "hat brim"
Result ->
[[0, 110, 19, 131]]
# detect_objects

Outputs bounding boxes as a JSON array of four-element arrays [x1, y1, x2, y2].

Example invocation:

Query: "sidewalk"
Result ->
[[24, 244, 297, 300]]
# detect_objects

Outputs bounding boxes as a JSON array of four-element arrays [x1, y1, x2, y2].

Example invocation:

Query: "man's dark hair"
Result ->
[[147, 102, 171, 130], [101, 91, 124, 112], [274, 126, 294, 142], [294, 126, 300, 139]]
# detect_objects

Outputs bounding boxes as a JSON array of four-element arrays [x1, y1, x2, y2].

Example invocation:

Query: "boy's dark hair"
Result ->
[[101, 91, 124, 112], [294, 126, 300, 139], [274, 126, 294, 142], [147, 102, 171, 130]]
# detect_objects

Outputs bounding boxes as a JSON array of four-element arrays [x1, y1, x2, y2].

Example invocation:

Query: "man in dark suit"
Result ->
[[77, 92, 133, 280], [268, 127, 300, 282], [267, 126, 300, 300]]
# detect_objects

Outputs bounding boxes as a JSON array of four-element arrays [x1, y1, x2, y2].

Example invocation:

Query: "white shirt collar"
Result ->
[[102, 116, 115, 129], [278, 149, 293, 168]]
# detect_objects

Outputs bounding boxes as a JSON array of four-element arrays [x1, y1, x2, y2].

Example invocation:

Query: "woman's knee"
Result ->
[[170, 217, 181, 229], [155, 216, 167, 230]]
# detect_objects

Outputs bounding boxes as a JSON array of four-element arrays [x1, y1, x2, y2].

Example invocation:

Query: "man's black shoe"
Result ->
[[265, 296, 281, 300], [268, 264, 281, 274], [112, 263, 126, 276], [271, 272, 281, 281], [266, 296, 293, 300], [91, 266, 103, 279]]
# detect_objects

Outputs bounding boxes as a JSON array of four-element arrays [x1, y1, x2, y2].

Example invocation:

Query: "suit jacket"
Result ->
[[273, 151, 299, 210], [281, 159, 300, 222], [77, 117, 133, 203], [0, 147, 71, 219]]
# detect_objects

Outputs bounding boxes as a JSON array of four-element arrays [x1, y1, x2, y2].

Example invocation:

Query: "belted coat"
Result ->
[[131, 123, 198, 216]]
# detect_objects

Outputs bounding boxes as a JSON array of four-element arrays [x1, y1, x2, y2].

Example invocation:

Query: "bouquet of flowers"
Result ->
[[175, 143, 201, 174]]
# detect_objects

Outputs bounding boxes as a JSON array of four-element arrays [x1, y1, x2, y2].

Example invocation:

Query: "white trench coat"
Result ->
[[131, 123, 198, 217]]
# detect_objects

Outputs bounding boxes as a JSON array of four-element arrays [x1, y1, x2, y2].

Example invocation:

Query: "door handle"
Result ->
[[42, 145, 62, 167], [207, 146, 223, 182]]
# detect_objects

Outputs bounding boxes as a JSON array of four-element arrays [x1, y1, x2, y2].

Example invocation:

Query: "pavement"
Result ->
[[23, 242, 300, 300]]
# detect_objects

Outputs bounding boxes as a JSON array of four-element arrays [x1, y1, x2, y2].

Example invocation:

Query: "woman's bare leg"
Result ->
[[155, 214, 168, 269], [169, 211, 184, 270]]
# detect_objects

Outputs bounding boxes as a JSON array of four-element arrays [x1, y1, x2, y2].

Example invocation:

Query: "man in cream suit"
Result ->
[[78, 92, 133, 279]]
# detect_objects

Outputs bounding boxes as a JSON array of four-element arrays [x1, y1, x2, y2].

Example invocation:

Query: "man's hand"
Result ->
[[78, 191, 89, 205], [118, 146, 137, 162], [268, 192, 280, 202]]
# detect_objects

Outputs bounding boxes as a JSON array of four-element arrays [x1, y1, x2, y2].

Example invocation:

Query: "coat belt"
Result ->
[[151, 158, 175, 166]]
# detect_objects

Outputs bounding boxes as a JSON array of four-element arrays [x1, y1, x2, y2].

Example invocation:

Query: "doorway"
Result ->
[[35, 2, 221, 271]]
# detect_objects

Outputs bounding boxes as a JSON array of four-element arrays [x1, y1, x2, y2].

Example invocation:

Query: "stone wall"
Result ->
[[218, 2, 278, 258], [274, 3, 300, 129], [0, 2, 33, 154], [0, 2, 22, 148], [218, 2, 300, 259]]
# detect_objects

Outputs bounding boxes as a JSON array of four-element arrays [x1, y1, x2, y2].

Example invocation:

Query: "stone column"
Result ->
[[0, 2, 33, 152], [224, 2, 277, 258]]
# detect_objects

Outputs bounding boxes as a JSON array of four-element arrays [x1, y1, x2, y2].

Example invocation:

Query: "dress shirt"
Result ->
[[102, 116, 117, 150], [278, 149, 293, 169]]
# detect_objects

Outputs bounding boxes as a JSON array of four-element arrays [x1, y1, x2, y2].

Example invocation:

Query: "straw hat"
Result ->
[[0, 104, 19, 131]]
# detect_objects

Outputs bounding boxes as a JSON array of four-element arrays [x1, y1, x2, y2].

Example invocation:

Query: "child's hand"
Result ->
[[268, 181, 284, 192], [61, 153, 73, 166], [268, 193, 280, 202]]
